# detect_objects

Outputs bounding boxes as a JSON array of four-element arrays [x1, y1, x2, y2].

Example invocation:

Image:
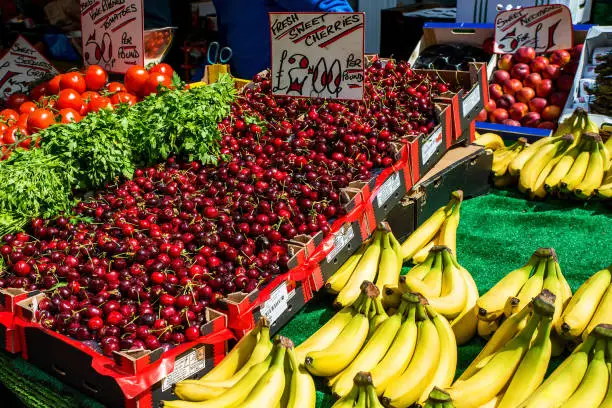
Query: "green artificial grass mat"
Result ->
[[0, 189, 610, 407]]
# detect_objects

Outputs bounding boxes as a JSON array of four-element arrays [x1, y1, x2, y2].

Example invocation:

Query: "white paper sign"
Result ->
[[0, 36, 58, 99], [80, 0, 145, 74], [494, 5, 573, 54], [259, 282, 289, 326], [269, 12, 365, 100]]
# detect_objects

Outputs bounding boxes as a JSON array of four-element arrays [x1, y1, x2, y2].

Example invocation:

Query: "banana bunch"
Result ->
[[476, 247, 572, 340], [446, 291, 556, 408], [397, 246, 477, 345], [474, 132, 506, 151], [491, 137, 529, 188], [302, 282, 385, 378], [558, 265, 612, 342], [326, 225, 403, 308], [518, 323, 612, 408], [162, 327, 316, 408], [331, 372, 384, 408], [422, 388, 454, 408], [596, 160, 612, 198], [400, 190, 464, 264]]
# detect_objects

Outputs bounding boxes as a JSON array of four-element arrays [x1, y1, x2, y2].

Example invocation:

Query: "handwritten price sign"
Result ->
[[80, 0, 144, 74], [494, 5, 573, 54], [0, 36, 58, 100], [269, 12, 365, 100]]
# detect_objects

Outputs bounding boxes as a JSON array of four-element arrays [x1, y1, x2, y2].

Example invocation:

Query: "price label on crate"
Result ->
[[80, 0, 145, 73], [462, 85, 481, 116], [161, 347, 207, 391], [0, 36, 58, 99], [422, 127, 443, 166], [326, 224, 355, 263], [269, 12, 365, 100], [493, 5, 572, 54], [376, 173, 401, 207], [259, 282, 289, 326]]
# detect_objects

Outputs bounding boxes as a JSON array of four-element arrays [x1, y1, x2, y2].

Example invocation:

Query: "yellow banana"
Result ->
[[405, 250, 443, 298], [555, 261, 573, 310], [426, 248, 468, 319], [331, 303, 404, 397], [335, 230, 382, 308], [371, 296, 419, 395], [558, 267, 611, 339], [294, 307, 355, 364], [597, 183, 612, 199], [477, 318, 499, 339], [305, 311, 369, 377], [476, 252, 539, 321], [508, 133, 566, 176], [559, 339, 608, 408], [401, 191, 461, 261], [493, 138, 528, 177], [286, 347, 316, 408], [326, 241, 368, 294], [450, 267, 479, 345], [169, 357, 272, 407], [172, 381, 227, 402], [575, 134, 606, 198], [583, 271, 612, 341], [474, 132, 505, 150], [418, 306, 457, 404], [494, 173, 518, 187], [374, 231, 401, 294], [599, 350, 612, 408], [331, 383, 359, 408], [196, 320, 261, 382], [405, 252, 436, 280], [519, 335, 597, 408], [381, 311, 441, 408], [529, 137, 574, 198], [543, 256, 562, 327], [561, 139, 592, 192], [240, 338, 288, 408], [437, 192, 463, 256], [447, 311, 541, 408], [514, 258, 546, 315], [544, 145, 581, 191], [196, 322, 273, 388], [519, 135, 572, 194], [459, 303, 532, 381], [497, 315, 553, 408], [413, 240, 437, 264]]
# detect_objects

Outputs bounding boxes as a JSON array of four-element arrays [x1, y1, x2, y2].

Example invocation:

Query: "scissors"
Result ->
[[207, 42, 233, 65]]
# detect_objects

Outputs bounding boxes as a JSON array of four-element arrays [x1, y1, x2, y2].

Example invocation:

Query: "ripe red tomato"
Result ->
[[107, 82, 126, 93], [17, 114, 29, 128], [81, 91, 101, 102], [3, 125, 27, 144], [58, 108, 82, 124], [7, 93, 29, 110], [110, 92, 137, 106], [84, 65, 108, 91], [124, 66, 149, 95], [149, 63, 174, 77], [18, 137, 32, 149], [60, 72, 87, 93], [143, 73, 172, 96], [30, 83, 48, 100], [87, 96, 113, 113], [57, 89, 83, 110], [0, 123, 7, 134], [48, 75, 62, 94], [79, 103, 88, 116], [19, 102, 37, 115], [0, 109, 19, 123], [37, 96, 56, 110], [27, 109, 55, 132]]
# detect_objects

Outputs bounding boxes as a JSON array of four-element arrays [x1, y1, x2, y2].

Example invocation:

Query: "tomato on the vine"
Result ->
[[38, 96, 56, 110], [0, 109, 19, 123], [58, 108, 82, 124], [81, 91, 101, 103], [79, 103, 88, 116], [84, 65, 108, 91], [107, 82, 126, 93], [3, 125, 27, 144], [19, 102, 37, 115], [57, 89, 83, 111], [60, 72, 86, 93], [27, 108, 55, 132], [18, 137, 32, 149], [149, 63, 174, 77], [30, 83, 48, 100], [0, 123, 7, 134], [124, 66, 149, 95], [47, 75, 62, 94], [16, 114, 29, 128], [143, 73, 172, 96], [7, 93, 29, 110], [110, 92, 137, 106], [87, 96, 113, 112]]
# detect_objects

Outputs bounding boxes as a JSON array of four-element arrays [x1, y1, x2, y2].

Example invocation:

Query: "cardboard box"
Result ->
[[386, 145, 493, 237], [456, 0, 593, 24], [14, 298, 232, 408], [562, 26, 612, 123]]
